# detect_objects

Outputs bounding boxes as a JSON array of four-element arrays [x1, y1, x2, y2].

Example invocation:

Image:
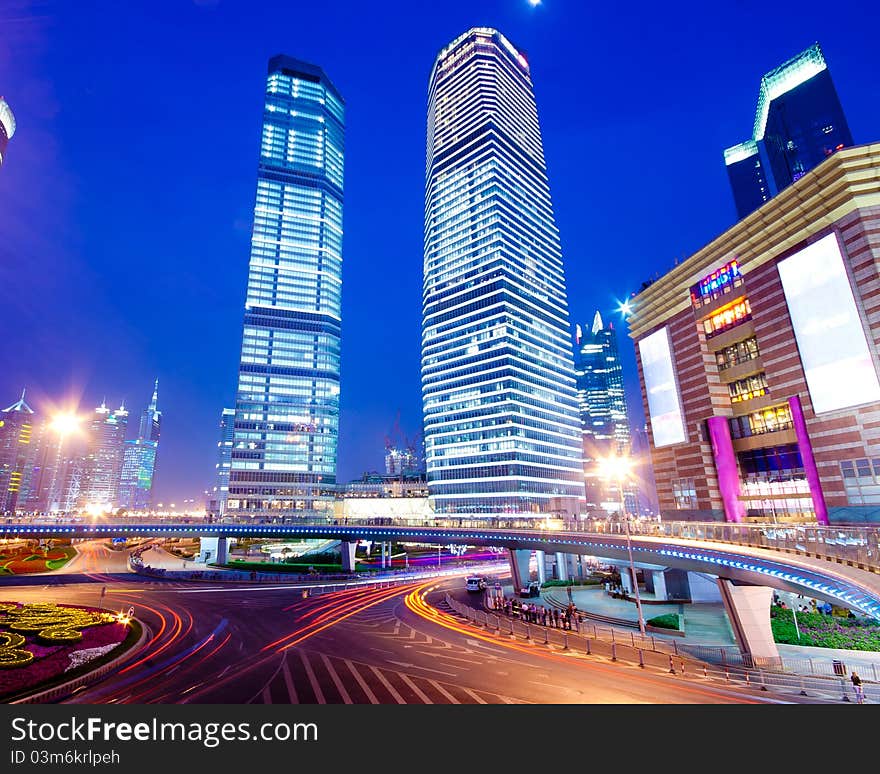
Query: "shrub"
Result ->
[[647, 613, 680, 631]]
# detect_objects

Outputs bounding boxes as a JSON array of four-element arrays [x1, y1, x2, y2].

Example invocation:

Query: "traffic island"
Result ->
[[0, 601, 142, 703]]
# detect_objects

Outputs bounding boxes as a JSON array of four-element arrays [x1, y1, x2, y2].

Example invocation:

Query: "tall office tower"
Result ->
[[0, 390, 34, 513], [574, 312, 634, 515], [227, 56, 344, 520], [422, 28, 585, 518], [79, 401, 128, 509], [724, 43, 853, 220], [118, 380, 162, 510], [208, 407, 235, 517], [0, 97, 15, 168]]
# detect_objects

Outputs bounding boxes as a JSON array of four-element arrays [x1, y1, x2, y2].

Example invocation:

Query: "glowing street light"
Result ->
[[598, 454, 646, 636], [617, 298, 633, 318]]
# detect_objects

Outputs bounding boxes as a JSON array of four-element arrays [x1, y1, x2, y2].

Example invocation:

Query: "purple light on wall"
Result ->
[[788, 395, 829, 525], [707, 416, 746, 522]]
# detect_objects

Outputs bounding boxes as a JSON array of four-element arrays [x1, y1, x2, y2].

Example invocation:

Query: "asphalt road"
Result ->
[[0, 541, 801, 704]]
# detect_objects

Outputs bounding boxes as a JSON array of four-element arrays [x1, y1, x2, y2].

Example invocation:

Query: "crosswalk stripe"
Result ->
[[343, 659, 380, 704], [427, 680, 460, 704], [320, 654, 353, 704], [281, 654, 299, 703], [299, 651, 326, 704], [462, 687, 488, 704], [370, 666, 406, 704], [398, 673, 433, 704]]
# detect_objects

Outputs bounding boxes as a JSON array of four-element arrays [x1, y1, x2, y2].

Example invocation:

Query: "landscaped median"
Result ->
[[0, 542, 77, 575], [0, 601, 141, 702]]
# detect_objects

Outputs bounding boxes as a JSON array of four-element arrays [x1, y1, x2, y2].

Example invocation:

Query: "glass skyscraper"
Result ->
[[117, 380, 161, 510], [227, 56, 344, 520], [80, 401, 128, 509], [724, 43, 853, 220], [422, 28, 585, 518], [574, 312, 635, 515]]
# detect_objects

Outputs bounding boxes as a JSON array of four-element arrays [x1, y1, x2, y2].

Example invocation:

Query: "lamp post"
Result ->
[[601, 454, 646, 636]]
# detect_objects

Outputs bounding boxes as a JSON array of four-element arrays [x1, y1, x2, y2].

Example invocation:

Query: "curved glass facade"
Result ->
[[228, 57, 344, 518], [422, 29, 584, 518]]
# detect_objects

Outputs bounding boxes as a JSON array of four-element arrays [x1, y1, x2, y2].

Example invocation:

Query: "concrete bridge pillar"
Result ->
[[341, 541, 357, 572], [652, 570, 668, 601], [535, 550, 547, 585], [618, 564, 633, 594], [508, 549, 532, 590], [199, 536, 228, 565], [554, 552, 569, 582], [716, 579, 780, 662]]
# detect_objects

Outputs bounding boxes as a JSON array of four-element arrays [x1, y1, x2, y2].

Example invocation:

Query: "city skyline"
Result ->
[[2, 1, 879, 503]]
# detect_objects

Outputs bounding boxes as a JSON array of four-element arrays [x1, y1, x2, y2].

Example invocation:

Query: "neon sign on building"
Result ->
[[691, 259, 743, 309]]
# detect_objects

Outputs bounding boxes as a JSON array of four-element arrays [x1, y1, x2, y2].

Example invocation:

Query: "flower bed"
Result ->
[[770, 605, 880, 650], [0, 602, 133, 701], [0, 545, 77, 575]]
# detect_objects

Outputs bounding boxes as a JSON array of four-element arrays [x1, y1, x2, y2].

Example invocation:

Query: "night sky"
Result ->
[[1, 0, 878, 503]]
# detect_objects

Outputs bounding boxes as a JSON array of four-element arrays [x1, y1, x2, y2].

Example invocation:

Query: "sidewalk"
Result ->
[[498, 581, 880, 681]]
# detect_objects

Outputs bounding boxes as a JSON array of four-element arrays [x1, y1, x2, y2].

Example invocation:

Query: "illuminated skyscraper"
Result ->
[[575, 313, 635, 515], [0, 390, 34, 513], [0, 97, 15, 168], [227, 56, 344, 519], [79, 401, 128, 509], [422, 28, 585, 518], [117, 380, 161, 510], [208, 407, 235, 517], [724, 43, 853, 220]]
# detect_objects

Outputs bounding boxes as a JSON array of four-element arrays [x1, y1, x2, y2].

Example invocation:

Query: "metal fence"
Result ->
[[445, 593, 877, 704]]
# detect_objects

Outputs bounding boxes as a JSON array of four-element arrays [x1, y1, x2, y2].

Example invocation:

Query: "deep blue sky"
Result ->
[[1, 0, 878, 503]]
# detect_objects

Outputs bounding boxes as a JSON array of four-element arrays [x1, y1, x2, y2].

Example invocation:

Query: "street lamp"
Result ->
[[599, 454, 646, 636]]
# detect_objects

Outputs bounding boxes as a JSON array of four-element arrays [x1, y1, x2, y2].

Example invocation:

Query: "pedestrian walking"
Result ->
[[851, 671, 865, 703], [541, 607, 547, 627], [553, 609, 559, 628]]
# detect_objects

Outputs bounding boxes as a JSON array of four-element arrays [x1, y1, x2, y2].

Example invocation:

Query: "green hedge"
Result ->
[[647, 613, 680, 631], [770, 605, 880, 649]]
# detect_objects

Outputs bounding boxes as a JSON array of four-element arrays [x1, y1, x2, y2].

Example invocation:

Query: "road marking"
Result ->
[[527, 680, 568, 691], [427, 680, 460, 704], [299, 651, 326, 704], [320, 654, 353, 704], [281, 655, 299, 703], [398, 673, 433, 704], [385, 659, 456, 677], [370, 666, 406, 704], [369, 647, 394, 655], [343, 659, 380, 704], [418, 652, 480, 665], [462, 687, 488, 704]]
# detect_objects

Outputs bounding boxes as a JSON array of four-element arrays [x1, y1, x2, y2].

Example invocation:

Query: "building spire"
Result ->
[[591, 310, 604, 336], [150, 378, 159, 411]]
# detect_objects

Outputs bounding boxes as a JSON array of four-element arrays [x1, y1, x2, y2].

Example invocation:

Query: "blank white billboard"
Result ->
[[778, 232, 880, 414], [639, 327, 687, 447]]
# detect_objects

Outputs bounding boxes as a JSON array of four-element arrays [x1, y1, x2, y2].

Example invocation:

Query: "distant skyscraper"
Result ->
[[79, 401, 128, 509], [209, 407, 235, 516], [575, 314, 634, 515], [0, 97, 15, 168], [0, 390, 34, 513], [118, 380, 161, 510], [227, 56, 344, 519], [724, 43, 853, 220], [422, 28, 585, 518]]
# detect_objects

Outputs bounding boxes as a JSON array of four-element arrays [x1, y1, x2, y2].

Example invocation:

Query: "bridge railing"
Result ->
[[4, 514, 880, 572]]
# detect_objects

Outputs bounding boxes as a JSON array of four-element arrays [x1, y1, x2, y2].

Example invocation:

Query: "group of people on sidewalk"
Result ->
[[490, 595, 579, 631]]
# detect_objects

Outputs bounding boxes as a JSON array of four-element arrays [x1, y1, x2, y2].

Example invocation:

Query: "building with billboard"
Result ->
[[629, 143, 880, 525]]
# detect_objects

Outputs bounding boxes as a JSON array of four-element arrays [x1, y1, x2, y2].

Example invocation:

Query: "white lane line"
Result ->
[[320, 654, 353, 704], [343, 659, 380, 704], [281, 655, 299, 704], [427, 680, 460, 704], [299, 651, 326, 705], [398, 673, 433, 704], [417, 651, 480, 665], [369, 666, 406, 704], [462, 687, 488, 704]]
